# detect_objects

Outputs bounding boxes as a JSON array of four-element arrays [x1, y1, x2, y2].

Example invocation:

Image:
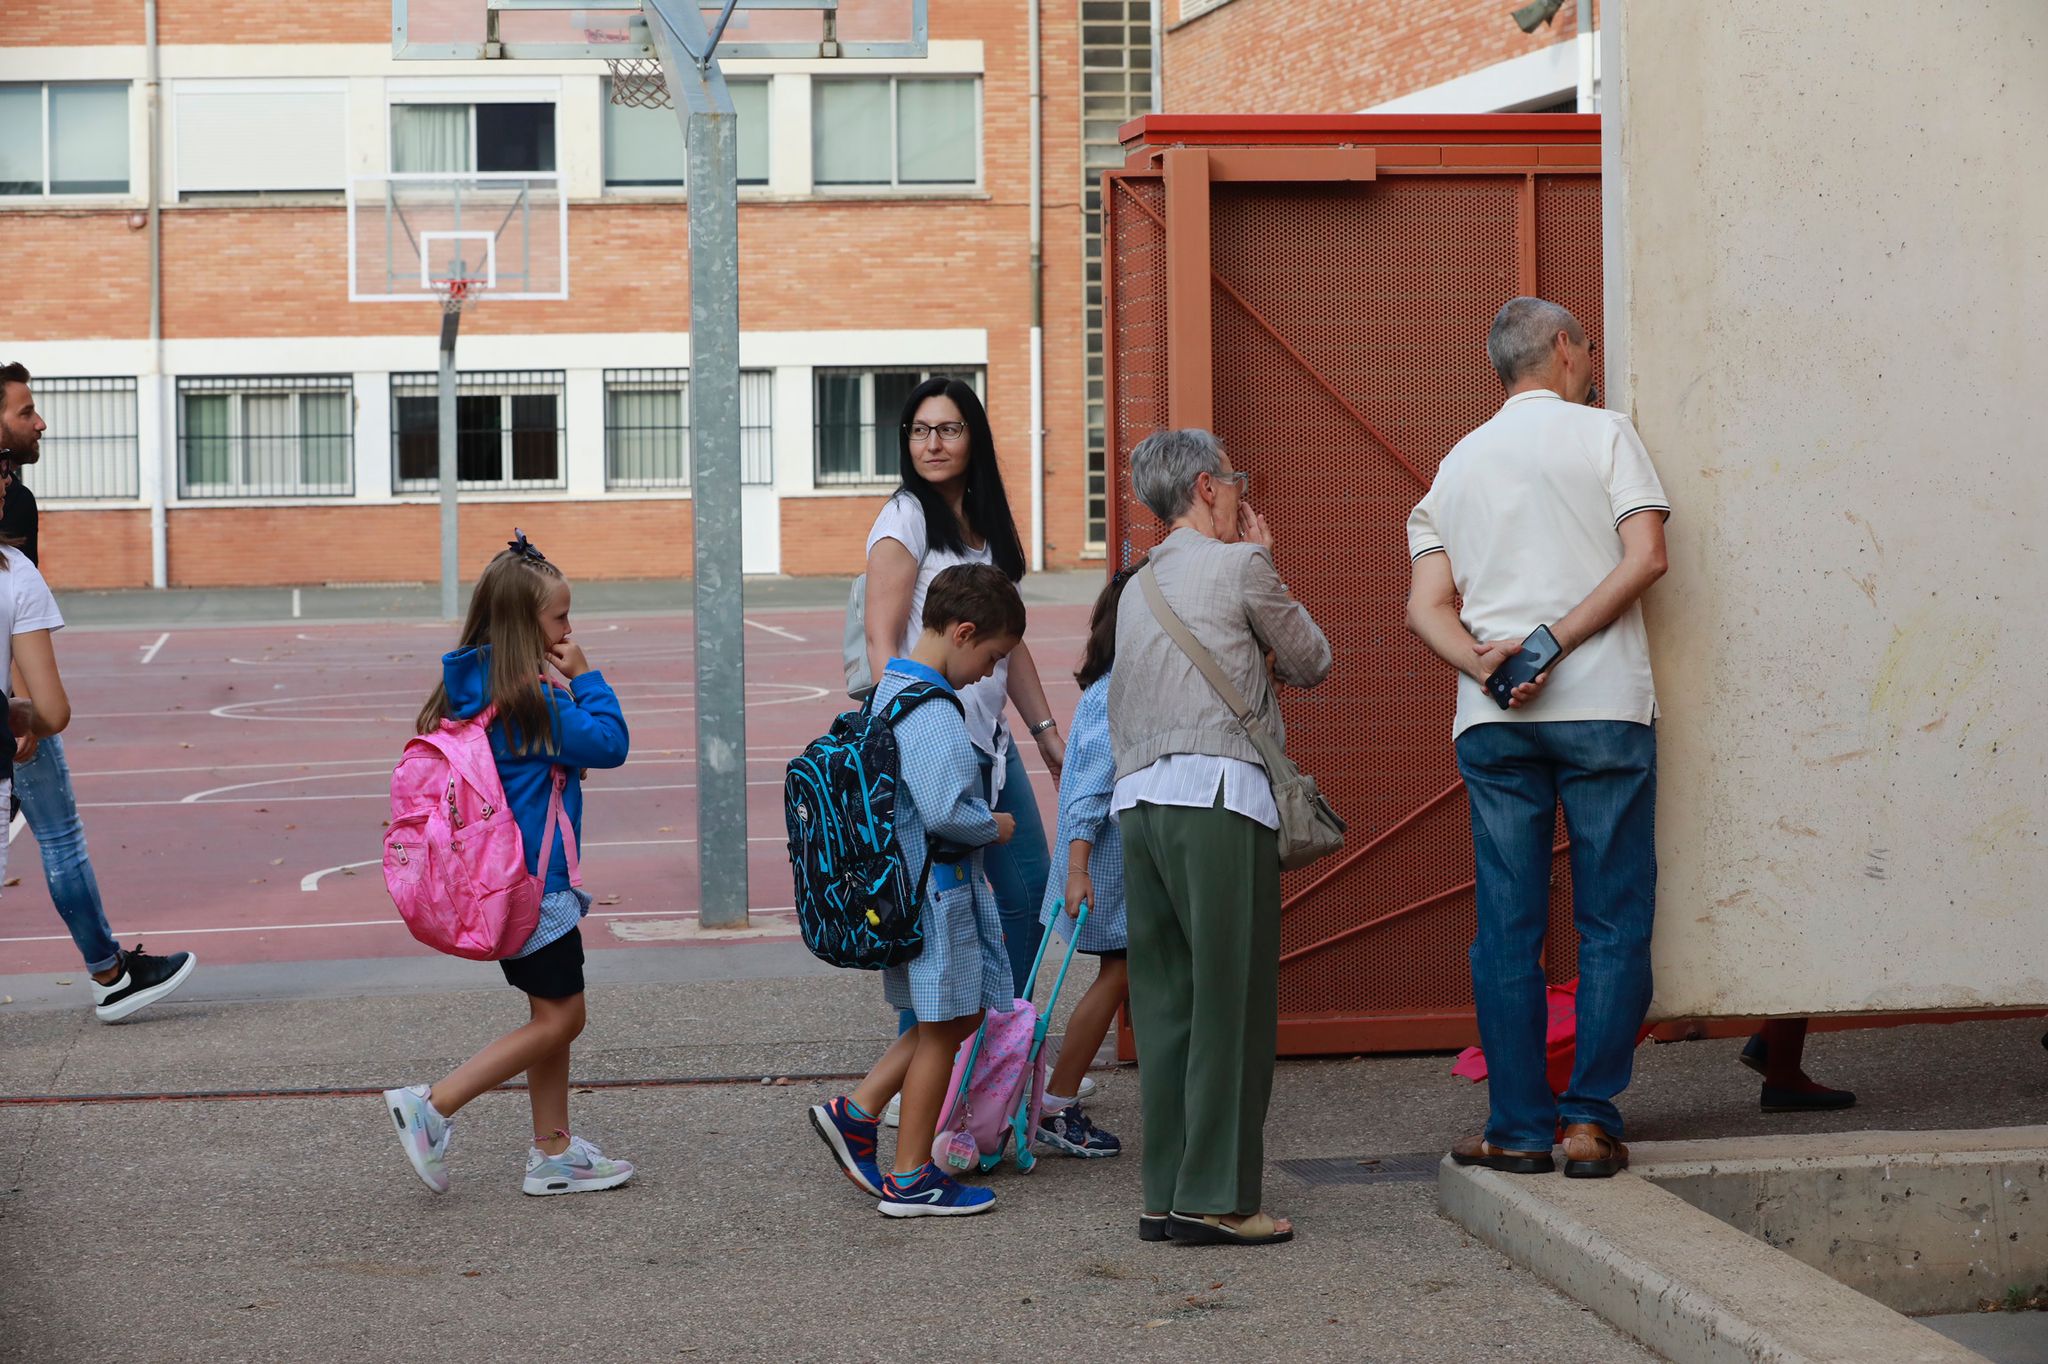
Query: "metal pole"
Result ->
[[648, 0, 749, 929], [1576, 0, 1596, 112], [438, 303, 461, 621]]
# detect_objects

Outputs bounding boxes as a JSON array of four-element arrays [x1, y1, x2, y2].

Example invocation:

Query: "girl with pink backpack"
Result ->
[[380, 531, 634, 1198]]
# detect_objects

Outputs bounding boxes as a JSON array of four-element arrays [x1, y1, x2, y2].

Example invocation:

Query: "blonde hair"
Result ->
[[415, 545, 565, 754]]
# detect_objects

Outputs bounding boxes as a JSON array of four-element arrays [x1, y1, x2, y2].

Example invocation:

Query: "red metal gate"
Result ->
[[1104, 115, 1603, 1055]]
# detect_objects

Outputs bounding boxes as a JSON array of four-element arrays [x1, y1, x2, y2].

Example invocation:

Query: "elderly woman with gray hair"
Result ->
[[1110, 428, 1331, 1246]]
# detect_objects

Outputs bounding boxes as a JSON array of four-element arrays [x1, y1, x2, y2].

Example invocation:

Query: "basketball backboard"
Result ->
[[392, 0, 928, 62], [346, 173, 568, 302]]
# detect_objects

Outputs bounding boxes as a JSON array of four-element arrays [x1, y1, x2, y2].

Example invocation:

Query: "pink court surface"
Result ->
[[0, 604, 1089, 976]]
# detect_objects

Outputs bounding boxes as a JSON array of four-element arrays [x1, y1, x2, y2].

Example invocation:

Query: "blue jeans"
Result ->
[[899, 742, 1052, 1034], [15, 734, 121, 974], [985, 742, 1052, 997], [1456, 720, 1656, 1150]]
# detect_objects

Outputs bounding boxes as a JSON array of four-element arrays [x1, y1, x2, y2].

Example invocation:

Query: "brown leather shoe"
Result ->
[[1560, 1123, 1629, 1178], [1449, 1133, 1555, 1175]]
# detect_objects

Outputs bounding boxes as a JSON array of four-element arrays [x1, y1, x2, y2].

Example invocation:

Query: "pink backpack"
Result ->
[[383, 704, 579, 961], [930, 900, 1091, 1175]]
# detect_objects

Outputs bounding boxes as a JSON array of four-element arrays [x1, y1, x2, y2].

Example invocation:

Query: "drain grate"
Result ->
[[1274, 1151, 1444, 1186]]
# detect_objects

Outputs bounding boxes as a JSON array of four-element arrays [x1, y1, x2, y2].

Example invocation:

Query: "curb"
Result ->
[[1437, 1158, 1987, 1364]]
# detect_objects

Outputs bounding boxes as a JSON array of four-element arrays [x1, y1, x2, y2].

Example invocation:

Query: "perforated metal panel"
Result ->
[[1105, 119, 1602, 1054]]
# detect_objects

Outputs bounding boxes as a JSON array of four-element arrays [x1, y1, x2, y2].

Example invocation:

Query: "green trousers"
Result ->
[[1122, 797, 1282, 1216]]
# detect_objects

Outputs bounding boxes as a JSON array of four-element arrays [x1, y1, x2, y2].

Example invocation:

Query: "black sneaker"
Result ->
[[91, 944, 197, 1022]]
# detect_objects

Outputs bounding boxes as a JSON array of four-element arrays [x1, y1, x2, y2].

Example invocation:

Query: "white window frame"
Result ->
[[178, 379, 355, 500], [813, 366, 985, 486], [812, 76, 983, 193], [0, 82, 132, 201], [601, 77, 772, 195], [391, 371, 567, 493], [385, 87, 562, 176]]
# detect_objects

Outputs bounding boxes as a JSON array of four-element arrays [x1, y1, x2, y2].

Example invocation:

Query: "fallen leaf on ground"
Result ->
[[53, 978, 71, 986], [1143, 1319, 1169, 1329], [597, 895, 621, 905], [270, 858, 284, 866], [658, 826, 673, 833], [179, 743, 192, 749], [284, 823, 297, 830], [2, 877, 17, 887], [1, 996, 12, 1005], [460, 1270, 482, 1278]]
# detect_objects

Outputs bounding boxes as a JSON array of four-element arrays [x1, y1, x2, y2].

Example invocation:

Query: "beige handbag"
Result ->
[[1136, 563, 1346, 871]]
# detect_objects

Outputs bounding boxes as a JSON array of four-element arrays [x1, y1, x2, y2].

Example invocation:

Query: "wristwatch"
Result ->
[[1028, 717, 1058, 736]]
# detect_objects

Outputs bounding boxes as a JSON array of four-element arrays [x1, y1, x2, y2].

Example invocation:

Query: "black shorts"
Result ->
[[1090, 947, 1127, 961], [501, 926, 585, 999]]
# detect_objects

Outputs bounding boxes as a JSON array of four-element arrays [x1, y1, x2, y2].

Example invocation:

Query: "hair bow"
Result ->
[[507, 528, 548, 563]]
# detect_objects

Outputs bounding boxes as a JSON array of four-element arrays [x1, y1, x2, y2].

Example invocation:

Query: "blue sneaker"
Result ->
[[877, 1163, 996, 1218], [809, 1096, 883, 1197], [1036, 1102, 1122, 1158]]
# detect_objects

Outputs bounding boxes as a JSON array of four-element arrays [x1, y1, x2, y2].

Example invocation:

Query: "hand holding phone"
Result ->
[[1483, 625, 1562, 710]]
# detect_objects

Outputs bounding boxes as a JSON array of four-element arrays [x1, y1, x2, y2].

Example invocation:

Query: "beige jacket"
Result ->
[[1108, 527, 1332, 780]]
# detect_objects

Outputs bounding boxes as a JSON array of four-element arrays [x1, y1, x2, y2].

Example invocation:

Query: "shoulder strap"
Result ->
[[531, 766, 581, 888], [1138, 562, 1252, 723], [882, 680, 965, 725]]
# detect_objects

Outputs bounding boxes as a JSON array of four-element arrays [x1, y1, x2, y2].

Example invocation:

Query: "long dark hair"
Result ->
[[896, 376, 1026, 582], [1075, 556, 1145, 690]]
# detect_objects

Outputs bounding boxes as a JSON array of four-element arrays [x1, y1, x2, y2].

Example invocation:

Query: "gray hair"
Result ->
[[1486, 297, 1581, 386], [1130, 428, 1226, 524]]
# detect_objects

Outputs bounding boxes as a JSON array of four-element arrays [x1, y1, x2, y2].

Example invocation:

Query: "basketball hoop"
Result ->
[[439, 278, 484, 315], [606, 57, 673, 109]]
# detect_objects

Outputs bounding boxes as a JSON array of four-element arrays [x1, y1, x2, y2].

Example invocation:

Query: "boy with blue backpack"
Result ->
[[806, 564, 1025, 1218]]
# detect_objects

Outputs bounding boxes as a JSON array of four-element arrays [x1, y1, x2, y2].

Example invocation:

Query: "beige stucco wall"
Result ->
[[1604, 2, 2048, 1017]]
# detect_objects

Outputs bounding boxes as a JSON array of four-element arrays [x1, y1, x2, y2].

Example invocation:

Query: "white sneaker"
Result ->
[[382, 1085, 452, 1194], [882, 1093, 901, 1128], [1078, 1075, 1098, 1101], [522, 1134, 635, 1196]]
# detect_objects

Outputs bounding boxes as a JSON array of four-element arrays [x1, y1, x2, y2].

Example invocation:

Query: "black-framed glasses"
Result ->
[[905, 421, 967, 442]]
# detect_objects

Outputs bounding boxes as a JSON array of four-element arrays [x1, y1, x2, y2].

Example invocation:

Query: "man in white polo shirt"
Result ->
[[1406, 297, 1669, 1180]]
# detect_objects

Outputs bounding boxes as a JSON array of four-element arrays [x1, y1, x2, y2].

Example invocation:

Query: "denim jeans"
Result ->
[[15, 733, 121, 974], [898, 741, 1052, 1034], [1455, 720, 1657, 1150]]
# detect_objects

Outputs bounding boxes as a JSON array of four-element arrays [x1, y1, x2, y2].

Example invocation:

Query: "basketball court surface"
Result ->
[[0, 600, 1087, 982]]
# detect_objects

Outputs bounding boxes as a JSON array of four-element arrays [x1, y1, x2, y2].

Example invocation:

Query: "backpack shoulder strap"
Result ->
[[881, 679, 965, 726], [531, 766, 581, 889]]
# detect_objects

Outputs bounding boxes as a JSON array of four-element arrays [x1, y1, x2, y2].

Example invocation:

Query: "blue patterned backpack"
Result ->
[[784, 682, 962, 969]]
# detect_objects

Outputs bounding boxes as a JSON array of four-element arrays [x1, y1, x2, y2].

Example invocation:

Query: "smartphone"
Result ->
[[1485, 625, 1562, 710]]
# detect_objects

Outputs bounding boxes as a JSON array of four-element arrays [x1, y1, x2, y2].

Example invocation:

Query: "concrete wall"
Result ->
[[1604, 3, 2048, 1016]]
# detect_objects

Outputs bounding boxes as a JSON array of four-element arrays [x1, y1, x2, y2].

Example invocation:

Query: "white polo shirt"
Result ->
[[1406, 389, 1670, 739]]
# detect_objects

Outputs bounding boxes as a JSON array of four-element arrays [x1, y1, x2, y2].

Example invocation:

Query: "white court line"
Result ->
[[0, 905, 799, 945], [299, 835, 786, 891], [70, 750, 800, 780], [139, 632, 169, 665], [205, 682, 828, 723], [83, 777, 789, 810], [743, 618, 806, 643]]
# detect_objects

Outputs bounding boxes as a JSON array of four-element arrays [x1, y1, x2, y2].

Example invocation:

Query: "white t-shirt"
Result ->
[[865, 491, 1013, 766], [1406, 389, 1670, 739], [0, 545, 64, 688]]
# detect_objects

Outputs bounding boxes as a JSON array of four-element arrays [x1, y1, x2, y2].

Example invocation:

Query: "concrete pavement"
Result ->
[[6, 942, 2047, 1362]]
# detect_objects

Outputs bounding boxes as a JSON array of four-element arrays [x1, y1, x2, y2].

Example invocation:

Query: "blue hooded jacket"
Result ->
[[441, 645, 630, 894]]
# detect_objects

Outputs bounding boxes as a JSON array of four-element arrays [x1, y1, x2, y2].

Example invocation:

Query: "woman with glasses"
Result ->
[[862, 377, 1062, 1010]]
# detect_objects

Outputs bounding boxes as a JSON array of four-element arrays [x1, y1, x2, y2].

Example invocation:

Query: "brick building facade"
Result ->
[[1160, 0, 1599, 116], [0, 0, 1144, 589]]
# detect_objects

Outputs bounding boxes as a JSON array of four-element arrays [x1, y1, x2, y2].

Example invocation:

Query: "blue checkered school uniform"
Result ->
[[874, 662, 1011, 1023], [1037, 676, 1127, 953]]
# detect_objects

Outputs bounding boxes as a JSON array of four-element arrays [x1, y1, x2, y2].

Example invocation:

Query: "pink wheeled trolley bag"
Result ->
[[930, 900, 1092, 1175]]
